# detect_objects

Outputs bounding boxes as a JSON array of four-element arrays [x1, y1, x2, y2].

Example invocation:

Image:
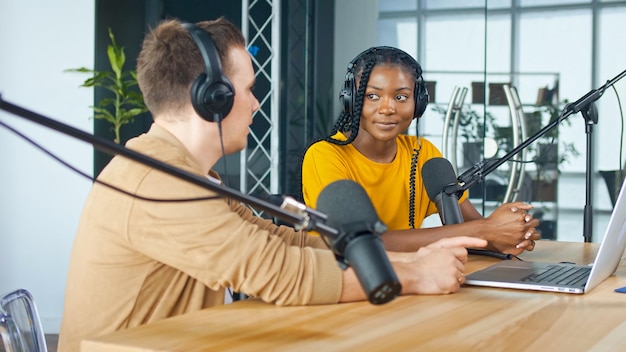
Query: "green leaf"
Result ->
[[97, 97, 116, 107], [80, 78, 96, 87], [108, 28, 118, 48], [94, 108, 117, 124], [123, 79, 138, 87], [65, 67, 95, 73], [126, 108, 147, 116], [107, 45, 122, 77], [65, 27, 148, 143]]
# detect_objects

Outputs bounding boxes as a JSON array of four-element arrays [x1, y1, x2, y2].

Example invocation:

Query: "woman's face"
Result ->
[[358, 64, 416, 143]]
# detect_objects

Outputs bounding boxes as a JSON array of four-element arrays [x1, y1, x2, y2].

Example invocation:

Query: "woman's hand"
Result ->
[[482, 202, 541, 255]]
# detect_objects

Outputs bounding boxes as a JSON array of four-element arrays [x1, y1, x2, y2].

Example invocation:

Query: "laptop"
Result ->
[[465, 180, 626, 294]]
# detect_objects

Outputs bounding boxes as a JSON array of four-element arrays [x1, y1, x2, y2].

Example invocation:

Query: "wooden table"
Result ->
[[81, 241, 626, 351]]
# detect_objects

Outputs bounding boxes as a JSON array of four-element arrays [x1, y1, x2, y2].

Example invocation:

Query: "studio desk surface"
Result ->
[[81, 241, 626, 352]]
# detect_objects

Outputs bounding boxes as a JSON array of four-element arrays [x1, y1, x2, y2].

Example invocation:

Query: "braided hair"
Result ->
[[326, 47, 424, 145]]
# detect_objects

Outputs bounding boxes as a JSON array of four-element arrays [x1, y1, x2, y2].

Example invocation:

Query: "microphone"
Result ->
[[422, 158, 514, 260], [316, 180, 401, 304], [422, 157, 464, 225]]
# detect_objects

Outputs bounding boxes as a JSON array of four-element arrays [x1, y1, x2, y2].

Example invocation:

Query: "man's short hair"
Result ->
[[137, 17, 246, 117]]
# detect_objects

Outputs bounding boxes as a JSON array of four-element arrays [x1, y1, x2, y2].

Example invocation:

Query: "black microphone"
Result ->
[[422, 158, 514, 260], [422, 157, 464, 225], [316, 180, 401, 305]]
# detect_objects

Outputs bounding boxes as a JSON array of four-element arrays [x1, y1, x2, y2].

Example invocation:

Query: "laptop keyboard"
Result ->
[[521, 265, 591, 286]]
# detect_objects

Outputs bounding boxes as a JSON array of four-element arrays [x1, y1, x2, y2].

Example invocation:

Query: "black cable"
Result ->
[[216, 118, 229, 187], [611, 85, 624, 181], [408, 145, 421, 228], [467, 248, 523, 261], [0, 119, 222, 203]]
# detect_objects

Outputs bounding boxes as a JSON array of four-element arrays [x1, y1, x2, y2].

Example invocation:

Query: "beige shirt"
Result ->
[[58, 124, 342, 351]]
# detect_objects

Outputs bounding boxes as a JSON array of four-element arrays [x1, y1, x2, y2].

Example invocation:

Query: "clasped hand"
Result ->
[[484, 202, 541, 255]]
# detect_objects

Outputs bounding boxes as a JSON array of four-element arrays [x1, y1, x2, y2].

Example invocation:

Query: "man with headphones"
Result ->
[[302, 46, 540, 255], [58, 19, 486, 351]]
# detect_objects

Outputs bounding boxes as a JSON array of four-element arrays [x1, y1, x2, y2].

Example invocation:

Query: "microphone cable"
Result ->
[[215, 116, 230, 187], [408, 143, 421, 229], [467, 248, 523, 261], [0, 119, 223, 203], [611, 85, 624, 181]]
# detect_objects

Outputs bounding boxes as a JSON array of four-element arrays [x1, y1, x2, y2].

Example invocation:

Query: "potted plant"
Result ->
[[434, 97, 580, 203], [432, 104, 506, 199], [66, 28, 147, 144], [431, 104, 496, 168], [522, 101, 580, 202]]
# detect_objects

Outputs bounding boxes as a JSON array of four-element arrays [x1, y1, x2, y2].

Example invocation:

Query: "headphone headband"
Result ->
[[347, 46, 421, 75]]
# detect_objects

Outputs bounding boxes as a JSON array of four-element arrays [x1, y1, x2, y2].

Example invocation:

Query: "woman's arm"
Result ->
[[381, 201, 540, 255]]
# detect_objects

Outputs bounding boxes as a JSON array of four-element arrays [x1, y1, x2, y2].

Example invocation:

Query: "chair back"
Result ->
[[1, 313, 19, 351], [0, 289, 48, 352]]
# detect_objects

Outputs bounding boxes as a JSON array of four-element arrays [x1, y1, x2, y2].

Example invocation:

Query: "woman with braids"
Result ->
[[302, 46, 540, 255]]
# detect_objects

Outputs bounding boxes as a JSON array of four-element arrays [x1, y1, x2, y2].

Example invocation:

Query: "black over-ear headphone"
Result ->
[[339, 46, 429, 119], [182, 22, 235, 123]]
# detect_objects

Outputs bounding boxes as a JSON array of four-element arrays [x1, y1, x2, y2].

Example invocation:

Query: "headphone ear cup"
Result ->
[[190, 72, 235, 123], [183, 22, 235, 123], [414, 78, 429, 119], [339, 75, 355, 116]]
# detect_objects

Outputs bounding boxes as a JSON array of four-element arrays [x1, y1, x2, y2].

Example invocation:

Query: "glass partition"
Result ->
[[377, 0, 626, 242]]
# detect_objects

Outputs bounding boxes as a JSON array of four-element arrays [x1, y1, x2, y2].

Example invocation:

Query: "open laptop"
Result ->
[[465, 180, 626, 294]]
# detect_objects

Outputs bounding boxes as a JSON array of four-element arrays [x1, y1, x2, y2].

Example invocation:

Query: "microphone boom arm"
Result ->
[[0, 95, 339, 239], [456, 69, 626, 192]]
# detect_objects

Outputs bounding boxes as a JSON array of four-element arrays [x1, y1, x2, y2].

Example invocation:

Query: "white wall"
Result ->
[[0, 0, 95, 333]]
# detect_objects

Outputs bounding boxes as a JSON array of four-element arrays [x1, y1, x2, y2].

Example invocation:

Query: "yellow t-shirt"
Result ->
[[302, 132, 467, 230]]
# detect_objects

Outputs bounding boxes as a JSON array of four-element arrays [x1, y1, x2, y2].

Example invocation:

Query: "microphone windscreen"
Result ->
[[422, 157, 458, 201], [316, 180, 400, 305], [316, 180, 380, 230]]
